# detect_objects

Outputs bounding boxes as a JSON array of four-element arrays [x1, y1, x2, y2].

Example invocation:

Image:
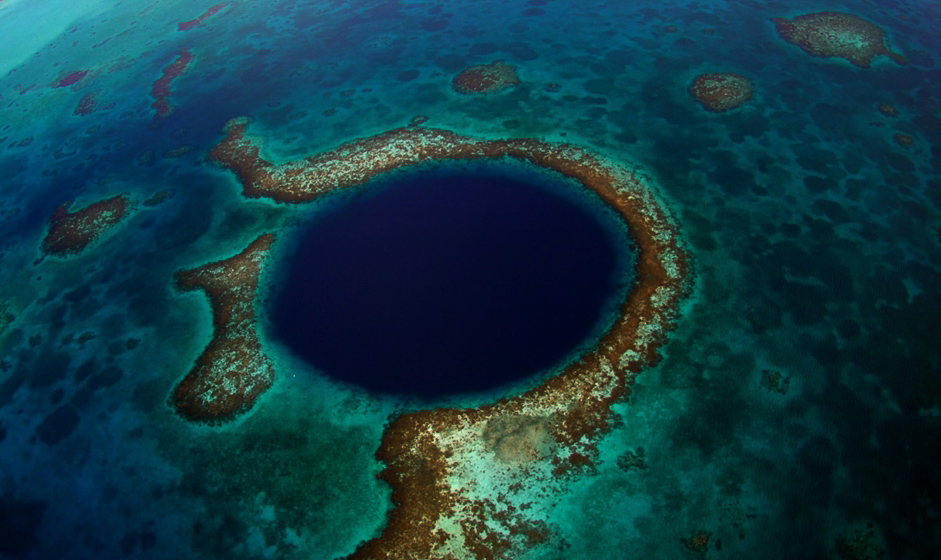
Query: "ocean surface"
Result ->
[[268, 162, 632, 399], [0, 0, 938, 559]]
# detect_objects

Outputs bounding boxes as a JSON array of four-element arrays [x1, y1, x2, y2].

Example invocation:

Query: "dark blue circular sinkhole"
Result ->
[[267, 161, 635, 400]]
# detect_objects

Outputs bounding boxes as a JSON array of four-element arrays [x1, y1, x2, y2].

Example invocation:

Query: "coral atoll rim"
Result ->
[[177, 117, 692, 557]]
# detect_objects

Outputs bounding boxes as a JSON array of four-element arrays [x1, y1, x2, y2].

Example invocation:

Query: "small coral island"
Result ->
[[771, 12, 906, 68], [688, 72, 754, 112], [172, 235, 276, 424], [40, 194, 131, 257], [181, 117, 691, 557], [452, 60, 519, 94]]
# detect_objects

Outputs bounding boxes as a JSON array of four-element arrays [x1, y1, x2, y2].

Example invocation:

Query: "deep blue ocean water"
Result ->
[[269, 164, 629, 399], [0, 0, 938, 559]]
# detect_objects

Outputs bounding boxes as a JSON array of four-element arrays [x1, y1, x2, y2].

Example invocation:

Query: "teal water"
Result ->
[[0, 0, 938, 559]]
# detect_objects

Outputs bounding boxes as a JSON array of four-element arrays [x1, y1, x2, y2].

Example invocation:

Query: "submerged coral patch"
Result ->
[[73, 92, 99, 116], [771, 12, 906, 68], [452, 60, 520, 94], [893, 133, 913, 149], [688, 72, 754, 112], [877, 103, 898, 117], [177, 3, 227, 31], [53, 70, 88, 88], [150, 50, 193, 118], [195, 118, 691, 557]]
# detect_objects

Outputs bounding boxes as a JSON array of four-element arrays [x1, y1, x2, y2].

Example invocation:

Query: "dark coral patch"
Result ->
[[86, 365, 123, 391], [150, 50, 193, 118], [682, 530, 712, 553], [893, 133, 913, 149], [53, 70, 87, 88], [73, 91, 98, 116], [771, 12, 906, 67], [688, 72, 754, 112], [397, 69, 419, 82], [178, 3, 227, 31], [35, 405, 80, 445], [452, 60, 519, 94], [171, 234, 276, 424], [503, 41, 539, 61], [420, 19, 449, 31], [804, 175, 840, 194], [434, 54, 467, 72], [0, 494, 47, 558], [470, 42, 499, 56], [142, 189, 174, 207], [40, 194, 131, 257], [407, 115, 428, 127], [877, 103, 898, 117]]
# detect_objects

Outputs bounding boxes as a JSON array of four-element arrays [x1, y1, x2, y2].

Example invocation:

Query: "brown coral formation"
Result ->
[[142, 189, 174, 207], [688, 72, 754, 112], [452, 60, 519, 94], [836, 524, 886, 560], [771, 12, 906, 68], [893, 133, 913, 149], [204, 118, 690, 558], [876, 103, 898, 117], [73, 92, 98, 116], [41, 194, 130, 257], [177, 3, 227, 31], [53, 70, 88, 88], [171, 234, 276, 424], [407, 114, 429, 127], [616, 447, 647, 471], [150, 50, 192, 118], [760, 369, 791, 394], [682, 530, 712, 553]]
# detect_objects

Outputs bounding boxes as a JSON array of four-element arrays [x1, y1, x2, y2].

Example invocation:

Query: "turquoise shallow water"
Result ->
[[0, 0, 938, 558]]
